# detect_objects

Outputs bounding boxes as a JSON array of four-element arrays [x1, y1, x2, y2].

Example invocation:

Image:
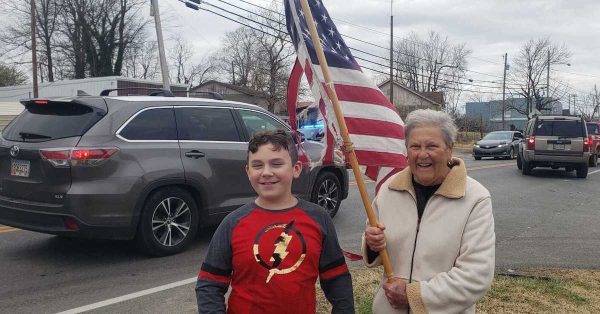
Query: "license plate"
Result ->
[[553, 144, 565, 150], [10, 159, 30, 177]]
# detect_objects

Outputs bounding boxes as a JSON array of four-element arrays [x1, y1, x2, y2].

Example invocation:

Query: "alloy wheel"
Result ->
[[151, 197, 191, 247], [317, 178, 339, 216]]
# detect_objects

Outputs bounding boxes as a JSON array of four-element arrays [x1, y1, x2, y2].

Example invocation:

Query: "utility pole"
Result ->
[[502, 53, 508, 130], [546, 50, 550, 98], [30, 0, 38, 98], [151, 0, 170, 90], [572, 94, 577, 115], [389, 0, 394, 104]]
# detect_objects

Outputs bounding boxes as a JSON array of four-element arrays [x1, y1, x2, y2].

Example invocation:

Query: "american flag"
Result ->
[[285, 0, 407, 190]]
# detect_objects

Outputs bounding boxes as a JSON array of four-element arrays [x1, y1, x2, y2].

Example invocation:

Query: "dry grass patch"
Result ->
[[316, 267, 600, 314]]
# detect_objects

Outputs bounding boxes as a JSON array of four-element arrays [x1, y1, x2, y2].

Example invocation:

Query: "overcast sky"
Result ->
[[159, 0, 600, 105]]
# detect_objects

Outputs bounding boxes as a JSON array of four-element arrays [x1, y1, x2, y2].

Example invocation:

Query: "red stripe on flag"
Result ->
[[320, 264, 349, 280], [333, 84, 396, 109], [354, 150, 407, 168], [343, 250, 363, 261], [345, 117, 405, 139], [375, 167, 402, 193], [286, 58, 304, 130], [198, 271, 231, 284], [365, 166, 379, 181]]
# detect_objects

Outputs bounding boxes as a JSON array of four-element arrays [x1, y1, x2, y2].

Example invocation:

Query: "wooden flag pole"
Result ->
[[298, 0, 395, 282]]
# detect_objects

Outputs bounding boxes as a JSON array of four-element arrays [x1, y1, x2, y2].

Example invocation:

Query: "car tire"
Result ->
[[589, 154, 598, 167], [474, 156, 481, 160], [516, 153, 523, 170], [136, 187, 199, 256], [507, 148, 516, 160], [310, 172, 341, 218], [576, 164, 588, 178], [522, 160, 532, 175]]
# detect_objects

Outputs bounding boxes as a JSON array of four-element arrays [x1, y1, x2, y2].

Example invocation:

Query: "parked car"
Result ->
[[0, 94, 349, 256], [473, 131, 523, 160], [517, 115, 591, 178], [585, 121, 600, 167]]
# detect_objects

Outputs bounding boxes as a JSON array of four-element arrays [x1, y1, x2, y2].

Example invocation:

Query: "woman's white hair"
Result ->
[[404, 109, 457, 147]]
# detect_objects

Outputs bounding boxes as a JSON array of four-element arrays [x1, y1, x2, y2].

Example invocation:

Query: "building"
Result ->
[[191, 80, 277, 112], [377, 79, 442, 118], [0, 76, 188, 101], [0, 77, 188, 129], [465, 98, 563, 132]]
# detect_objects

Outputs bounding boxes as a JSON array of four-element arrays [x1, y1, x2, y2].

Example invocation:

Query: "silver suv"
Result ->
[[517, 115, 591, 178], [0, 95, 348, 256]]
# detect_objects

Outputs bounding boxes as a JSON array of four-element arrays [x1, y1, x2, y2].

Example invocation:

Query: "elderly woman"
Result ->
[[363, 109, 495, 314]]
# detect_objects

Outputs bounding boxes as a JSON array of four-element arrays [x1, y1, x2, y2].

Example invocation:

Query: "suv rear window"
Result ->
[[535, 120, 585, 137], [2, 102, 105, 142]]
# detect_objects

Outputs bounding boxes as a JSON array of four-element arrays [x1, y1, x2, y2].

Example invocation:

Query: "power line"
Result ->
[[216, 0, 505, 80], [179, 1, 504, 95], [199, 0, 506, 89]]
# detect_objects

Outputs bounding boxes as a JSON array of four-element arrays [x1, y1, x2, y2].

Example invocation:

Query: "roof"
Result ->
[[104, 96, 266, 111], [191, 80, 266, 98], [377, 79, 442, 107]]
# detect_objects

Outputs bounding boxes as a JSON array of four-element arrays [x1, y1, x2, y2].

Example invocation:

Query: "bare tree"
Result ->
[[218, 27, 258, 87], [216, 5, 294, 113], [393, 31, 470, 115], [0, 0, 59, 82], [168, 36, 216, 86], [124, 40, 159, 80], [251, 8, 295, 113], [508, 38, 571, 117]]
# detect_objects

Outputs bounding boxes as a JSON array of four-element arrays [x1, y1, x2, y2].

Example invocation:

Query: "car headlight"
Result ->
[[473, 144, 479, 148], [498, 144, 505, 148]]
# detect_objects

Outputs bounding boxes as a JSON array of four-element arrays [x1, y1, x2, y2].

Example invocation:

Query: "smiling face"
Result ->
[[246, 143, 302, 209], [407, 126, 453, 186]]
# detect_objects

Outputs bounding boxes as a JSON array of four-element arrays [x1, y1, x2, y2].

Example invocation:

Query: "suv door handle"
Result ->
[[185, 150, 205, 159]]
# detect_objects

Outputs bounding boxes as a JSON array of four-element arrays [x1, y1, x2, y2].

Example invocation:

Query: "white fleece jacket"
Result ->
[[362, 158, 495, 314]]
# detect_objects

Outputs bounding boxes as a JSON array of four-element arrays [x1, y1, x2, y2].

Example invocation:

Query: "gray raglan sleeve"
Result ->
[[195, 214, 234, 313], [314, 207, 355, 313]]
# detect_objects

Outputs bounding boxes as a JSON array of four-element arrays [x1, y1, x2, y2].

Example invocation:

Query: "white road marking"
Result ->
[[55, 277, 197, 314], [589, 169, 600, 175]]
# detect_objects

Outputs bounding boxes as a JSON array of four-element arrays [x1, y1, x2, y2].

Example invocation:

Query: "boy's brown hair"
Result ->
[[247, 129, 299, 164]]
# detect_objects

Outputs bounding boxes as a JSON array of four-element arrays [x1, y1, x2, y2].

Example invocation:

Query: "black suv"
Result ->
[[517, 115, 591, 178], [0, 94, 349, 255]]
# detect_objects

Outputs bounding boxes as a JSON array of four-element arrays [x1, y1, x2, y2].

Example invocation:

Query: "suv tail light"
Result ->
[[527, 136, 535, 150], [40, 149, 70, 167], [584, 136, 591, 152], [40, 147, 119, 167]]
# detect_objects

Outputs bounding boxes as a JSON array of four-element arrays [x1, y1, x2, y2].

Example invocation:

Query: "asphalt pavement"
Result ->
[[1, 150, 600, 313]]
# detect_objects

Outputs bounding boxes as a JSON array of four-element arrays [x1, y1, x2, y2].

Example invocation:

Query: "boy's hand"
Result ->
[[383, 278, 408, 309], [364, 223, 386, 252]]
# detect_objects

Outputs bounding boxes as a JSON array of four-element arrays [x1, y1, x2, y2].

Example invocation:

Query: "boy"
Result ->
[[196, 129, 354, 313]]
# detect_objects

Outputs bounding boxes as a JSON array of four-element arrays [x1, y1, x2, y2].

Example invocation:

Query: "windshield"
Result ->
[[482, 132, 512, 141]]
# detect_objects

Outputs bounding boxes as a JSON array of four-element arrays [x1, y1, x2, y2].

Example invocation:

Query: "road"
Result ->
[[1, 151, 599, 313]]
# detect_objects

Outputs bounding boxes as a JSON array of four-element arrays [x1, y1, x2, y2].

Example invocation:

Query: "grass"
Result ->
[[316, 267, 600, 313]]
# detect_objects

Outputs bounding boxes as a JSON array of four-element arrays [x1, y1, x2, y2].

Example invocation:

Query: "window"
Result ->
[[238, 109, 287, 137], [2, 102, 105, 142], [587, 124, 599, 135], [175, 107, 240, 141], [535, 120, 584, 137], [119, 108, 177, 140], [514, 132, 524, 139]]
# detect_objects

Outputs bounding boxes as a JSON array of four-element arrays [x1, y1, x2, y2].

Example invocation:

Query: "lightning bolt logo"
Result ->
[[253, 220, 306, 284], [266, 220, 294, 283]]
